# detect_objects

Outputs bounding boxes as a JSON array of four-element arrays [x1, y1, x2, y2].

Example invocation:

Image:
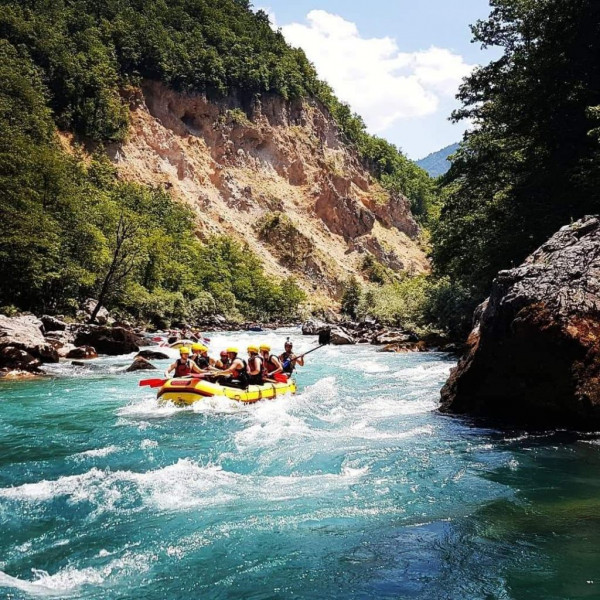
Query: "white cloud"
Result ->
[[280, 10, 474, 134]]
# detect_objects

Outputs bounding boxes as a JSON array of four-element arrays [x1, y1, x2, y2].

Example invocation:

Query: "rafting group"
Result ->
[[165, 339, 304, 388]]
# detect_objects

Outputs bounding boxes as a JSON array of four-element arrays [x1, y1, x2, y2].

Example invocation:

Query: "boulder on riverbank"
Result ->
[[0, 315, 59, 375], [329, 327, 355, 345], [440, 216, 600, 429], [301, 318, 328, 335], [73, 325, 142, 355]]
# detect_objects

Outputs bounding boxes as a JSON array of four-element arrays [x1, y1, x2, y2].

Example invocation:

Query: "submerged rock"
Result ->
[[440, 216, 600, 429], [126, 357, 156, 372], [136, 349, 169, 360]]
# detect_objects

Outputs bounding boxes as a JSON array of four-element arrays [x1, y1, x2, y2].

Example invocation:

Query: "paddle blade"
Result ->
[[318, 328, 332, 346], [139, 378, 168, 388]]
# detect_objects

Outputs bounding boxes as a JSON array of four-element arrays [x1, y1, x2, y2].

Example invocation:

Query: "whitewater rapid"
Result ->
[[1, 328, 599, 599]]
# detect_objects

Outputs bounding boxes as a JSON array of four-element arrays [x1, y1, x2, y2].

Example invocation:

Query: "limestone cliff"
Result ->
[[109, 82, 428, 306]]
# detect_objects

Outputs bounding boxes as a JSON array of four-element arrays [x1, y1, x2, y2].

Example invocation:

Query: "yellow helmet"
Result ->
[[179, 346, 190, 355], [192, 343, 208, 352], [247, 344, 259, 353], [226, 346, 238, 354], [259, 343, 271, 351]]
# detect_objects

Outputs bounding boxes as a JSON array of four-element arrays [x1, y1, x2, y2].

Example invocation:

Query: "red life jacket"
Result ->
[[174, 358, 192, 377], [262, 354, 279, 377]]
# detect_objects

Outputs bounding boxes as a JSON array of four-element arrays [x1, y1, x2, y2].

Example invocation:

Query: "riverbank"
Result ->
[[0, 307, 450, 379]]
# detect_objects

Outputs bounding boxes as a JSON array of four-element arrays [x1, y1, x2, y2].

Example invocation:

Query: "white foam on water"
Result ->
[[391, 362, 453, 383], [0, 567, 103, 597], [71, 445, 120, 461], [348, 359, 390, 373], [140, 439, 158, 449], [190, 395, 251, 414], [0, 549, 156, 597], [117, 395, 186, 418], [0, 456, 371, 514]]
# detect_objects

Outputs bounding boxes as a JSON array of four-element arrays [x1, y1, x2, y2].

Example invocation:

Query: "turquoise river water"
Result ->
[[1, 328, 599, 599]]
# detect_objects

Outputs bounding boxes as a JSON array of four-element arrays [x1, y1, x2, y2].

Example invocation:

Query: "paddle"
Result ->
[[139, 373, 211, 388], [300, 328, 331, 358], [284, 328, 331, 369], [139, 378, 168, 388]]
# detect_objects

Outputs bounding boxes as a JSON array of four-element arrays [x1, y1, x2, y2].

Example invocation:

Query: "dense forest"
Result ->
[[0, 0, 431, 325]]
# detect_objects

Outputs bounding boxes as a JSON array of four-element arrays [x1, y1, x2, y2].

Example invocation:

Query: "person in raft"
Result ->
[[214, 350, 231, 370], [190, 343, 213, 370], [259, 344, 285, 382], [246, 345, 264, 385], [165, 347, 205, 378], [279, 340, 304, 376], [216, 347, 249, 389]]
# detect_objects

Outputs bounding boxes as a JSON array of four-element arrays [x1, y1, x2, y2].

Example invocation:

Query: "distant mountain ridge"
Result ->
[[416, 143, 459, 177]]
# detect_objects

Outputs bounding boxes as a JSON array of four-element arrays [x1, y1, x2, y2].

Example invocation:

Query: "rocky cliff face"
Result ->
[[109, 82, 427, 305], [440, 216, 600, 429]]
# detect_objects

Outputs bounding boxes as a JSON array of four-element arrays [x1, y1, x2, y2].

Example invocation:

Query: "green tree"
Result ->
[[341, 276, 362, 319], [432, 0, 600, 324]]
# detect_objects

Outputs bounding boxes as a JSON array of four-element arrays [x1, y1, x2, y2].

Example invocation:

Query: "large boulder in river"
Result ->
[[440, 216, 600, 429], [0, 346, 43, 374], [73, 325, 142, 355], [0, 315, 58, 364], [330, 327, 355, 345], [66, 346, 98, 360], [301, 318, 328, 335], [136, 349, 170, 360], [125, 357, 156, 372]]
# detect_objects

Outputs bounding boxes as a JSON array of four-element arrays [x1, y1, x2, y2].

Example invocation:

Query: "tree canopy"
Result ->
[[431, 0, 600, 334]]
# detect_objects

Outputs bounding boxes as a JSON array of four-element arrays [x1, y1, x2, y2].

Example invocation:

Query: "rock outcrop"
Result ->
[[66, 346, 98, 360], [73, 326, 142, 355], [440, 216, 600, 429], [329, 327, 355, 345], [136, 350, 170, 360], [0, 315, 59, 375]]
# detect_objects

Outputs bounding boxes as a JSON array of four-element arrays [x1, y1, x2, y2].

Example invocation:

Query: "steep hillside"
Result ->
[[110, 82, 428, 306], [0, 0, 432, 321], [416, 143, 459, 177]]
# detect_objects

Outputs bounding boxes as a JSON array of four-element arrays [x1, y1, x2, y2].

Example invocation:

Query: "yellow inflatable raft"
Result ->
[[157, 377, 296, 405]]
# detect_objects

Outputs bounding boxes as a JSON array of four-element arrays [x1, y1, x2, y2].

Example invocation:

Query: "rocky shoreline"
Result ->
[[0, 302, 443, 378]]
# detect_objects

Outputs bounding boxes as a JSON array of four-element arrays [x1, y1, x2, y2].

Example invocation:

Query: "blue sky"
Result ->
[[258, 0, 499, 159]]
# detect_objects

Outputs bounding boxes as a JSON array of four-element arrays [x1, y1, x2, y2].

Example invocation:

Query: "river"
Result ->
[[1, 328, 599, 599]]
